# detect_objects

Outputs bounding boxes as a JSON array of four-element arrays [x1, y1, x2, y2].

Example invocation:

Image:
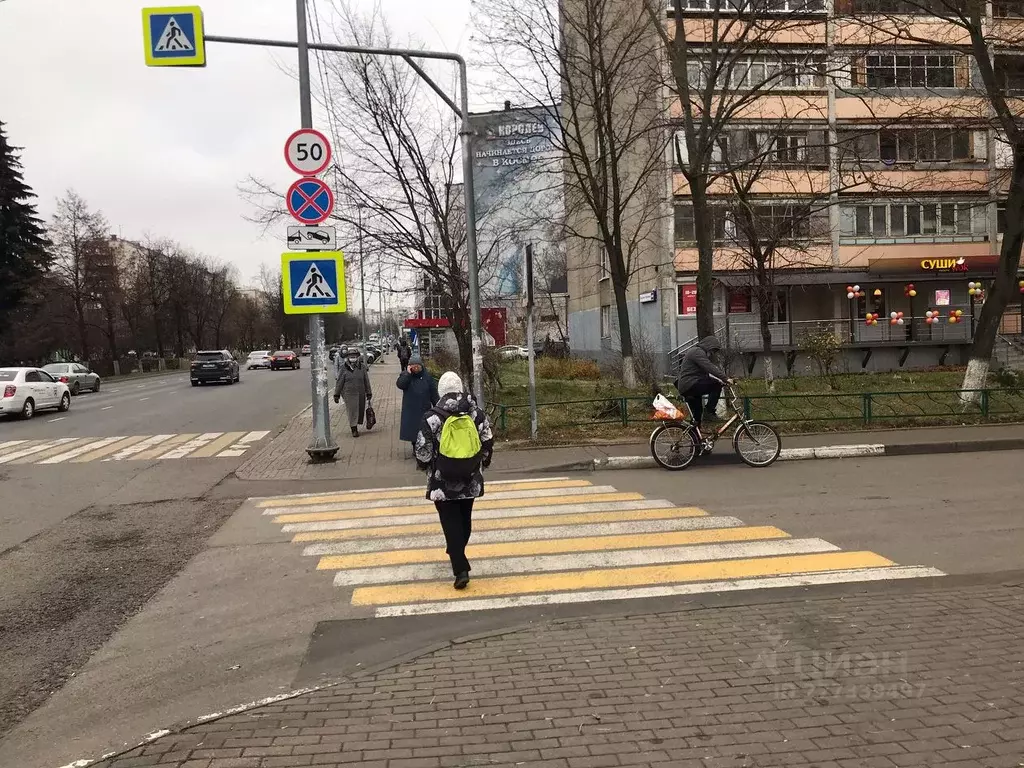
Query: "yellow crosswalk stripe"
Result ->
[[318, 526, 790, 570], [273, 492, 644, 524], [350, 551, 897, 606], [291, 507, 708, 542], [187, 431, 248, 458]]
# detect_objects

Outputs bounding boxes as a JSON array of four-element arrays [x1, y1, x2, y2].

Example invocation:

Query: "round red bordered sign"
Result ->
[[284, 128, 332, 176], [286, 178, 334, 225]]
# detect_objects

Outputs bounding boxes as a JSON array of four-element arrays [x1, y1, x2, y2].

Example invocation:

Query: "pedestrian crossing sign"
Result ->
[[142, 6, 206, 67], [281, 252, 347, 315]]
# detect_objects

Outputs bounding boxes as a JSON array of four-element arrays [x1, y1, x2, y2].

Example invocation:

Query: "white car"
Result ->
[[0, 367, 72, 419], [498, 345, 530, 360], [246, 350, 273, 370]]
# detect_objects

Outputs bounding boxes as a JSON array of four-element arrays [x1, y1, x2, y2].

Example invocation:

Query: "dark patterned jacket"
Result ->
[[414, 392, 494, 502]]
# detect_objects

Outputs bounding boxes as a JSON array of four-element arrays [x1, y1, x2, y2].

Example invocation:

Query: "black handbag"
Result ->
[[365, 404, 377, 430]]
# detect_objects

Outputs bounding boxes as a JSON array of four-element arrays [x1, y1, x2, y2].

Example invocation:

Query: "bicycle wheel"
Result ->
[[650, 423, 699, 471], [733, 421, 782, 467]]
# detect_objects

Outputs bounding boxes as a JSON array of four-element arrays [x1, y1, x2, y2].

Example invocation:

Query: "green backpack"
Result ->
[[434, 410, 482, 479]]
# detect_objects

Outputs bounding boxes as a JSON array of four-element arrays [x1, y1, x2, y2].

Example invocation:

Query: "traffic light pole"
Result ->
[[204, 28, 487, 412], [295, 0, 337, 461]]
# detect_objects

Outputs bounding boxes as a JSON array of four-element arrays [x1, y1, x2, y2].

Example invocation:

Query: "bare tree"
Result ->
[[475, 0, 668, 386], [835, 0, 1024, 397]]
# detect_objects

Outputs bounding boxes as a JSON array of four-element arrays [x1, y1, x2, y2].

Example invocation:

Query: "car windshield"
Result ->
[[249, 351, 269, 357], [273, 351, 294, 356], [43, 364, 68, 373], [0, 371, 17, 382], [195, 352, 225, 361]]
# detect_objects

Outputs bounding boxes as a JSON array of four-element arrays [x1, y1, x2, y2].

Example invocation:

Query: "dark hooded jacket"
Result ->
[[414, 392, 494, 502], [675, 336, 728, 394], [396, 358, 438, 442]]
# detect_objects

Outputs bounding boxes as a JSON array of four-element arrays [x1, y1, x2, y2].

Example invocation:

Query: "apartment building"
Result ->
[[566, 0, 1024, 375]]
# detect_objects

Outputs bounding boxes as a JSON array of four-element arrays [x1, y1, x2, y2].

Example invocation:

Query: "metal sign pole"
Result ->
[[525, 243, 538, 440], [296, 0, 336, 461]]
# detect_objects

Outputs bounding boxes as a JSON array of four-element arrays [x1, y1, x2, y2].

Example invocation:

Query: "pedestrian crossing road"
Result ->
[[0, 431, 270, 465], [256, 477, 946, 618]]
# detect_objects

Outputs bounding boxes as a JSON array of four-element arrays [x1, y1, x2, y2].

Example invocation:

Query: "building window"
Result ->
[[838, 128, 979, 164], [840, 201, 987, 239], [687, 54, 826, 91], [993, 0, 1024, 18], [678, 0, 824, 11], [996, 55, 1024, 95], [862, 53, 957, 89], [848, 0, 938, 13], [674, 205, 696, 242], [600, 249, 610, 279], [680, 129, 828, 168], [600, 305, 612, 339]]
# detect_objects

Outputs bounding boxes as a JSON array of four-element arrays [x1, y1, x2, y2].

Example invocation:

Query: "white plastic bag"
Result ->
[[652, 393, 684, 420]]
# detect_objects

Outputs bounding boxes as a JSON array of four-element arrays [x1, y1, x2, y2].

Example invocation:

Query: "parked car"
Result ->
[[301, 344, 311, 356], [0, 367, 71, 419], [498, 345, 529, 360], [246, 350, 272, 370], [190, 350, 240, 386], [270, 350, 301, 370], [42, 362, 101, 395]]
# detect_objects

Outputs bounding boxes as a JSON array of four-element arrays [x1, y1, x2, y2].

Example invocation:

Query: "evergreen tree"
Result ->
[[0, 120, 50, 330]]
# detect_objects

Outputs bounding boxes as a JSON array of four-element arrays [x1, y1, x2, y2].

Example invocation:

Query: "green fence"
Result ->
[[492, 387, 1024, 435]]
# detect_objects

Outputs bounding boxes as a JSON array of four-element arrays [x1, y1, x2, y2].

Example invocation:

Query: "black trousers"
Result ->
[[681, 375, 723, 426], [435, 498, 474, 575]]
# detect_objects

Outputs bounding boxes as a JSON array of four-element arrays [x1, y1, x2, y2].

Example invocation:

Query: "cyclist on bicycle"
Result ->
[[674, 335, 734, 427]]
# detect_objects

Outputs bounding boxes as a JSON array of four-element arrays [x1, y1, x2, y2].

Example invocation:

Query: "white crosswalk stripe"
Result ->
[[255, 478, 947, 618], [0, 431, 271, 466]]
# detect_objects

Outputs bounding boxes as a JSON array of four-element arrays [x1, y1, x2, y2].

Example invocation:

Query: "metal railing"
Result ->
[[493, 386, 1024, 435], [668, 324, 726, 371]]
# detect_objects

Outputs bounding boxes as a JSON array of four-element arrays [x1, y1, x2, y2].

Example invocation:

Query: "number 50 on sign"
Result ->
[[284, 129, 332, 176]]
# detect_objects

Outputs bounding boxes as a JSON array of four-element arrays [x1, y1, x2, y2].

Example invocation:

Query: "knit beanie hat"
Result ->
[[437, 371, 464, 398]]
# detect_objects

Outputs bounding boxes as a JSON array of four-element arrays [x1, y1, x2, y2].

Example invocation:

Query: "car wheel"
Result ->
[[71, 381, 80, 396], [21, 398, 34, 419], [192, 381, 199, 387], [58, 392, 71, 412], [93, 379, 101, 392]]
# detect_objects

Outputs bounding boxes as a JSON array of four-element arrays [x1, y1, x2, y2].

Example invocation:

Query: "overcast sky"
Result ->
[[0, 0, 476, 300]]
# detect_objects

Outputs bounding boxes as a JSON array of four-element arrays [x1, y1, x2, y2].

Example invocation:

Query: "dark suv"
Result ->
[[190, 350, 240, 386]]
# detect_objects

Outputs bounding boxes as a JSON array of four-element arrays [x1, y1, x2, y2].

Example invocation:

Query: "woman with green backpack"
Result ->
[[413, 371, 494, 590]]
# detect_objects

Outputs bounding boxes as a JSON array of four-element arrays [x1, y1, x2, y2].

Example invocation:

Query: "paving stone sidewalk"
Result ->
[[98, 580, 1024, 768]]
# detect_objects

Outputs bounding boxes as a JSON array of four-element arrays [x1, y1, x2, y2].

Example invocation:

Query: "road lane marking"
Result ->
[[319, 526, 791, 571], [139, 397, 150, 402], [251, 477, 574, 503], [101, 406, 113, 410], [269, 479, 595, 508], [292, 512, 724, 548], [333, 539, 841, 587], [216, 430, 270, 457], [272, 492, 644, 524], [105, 434, 176, 461], [350, 551, 897, 606], [38, 437, 127, 464], [285, 499, 684, 534], [0, 439, 78, 464], [188, 431, 247, 458], [374, 566, 948, 617], [136, 384, 145, 388], [71, 435, 151, 463], [158, 432, 223, 459], [132, 433, 199, 460], [47, 417, 66, 423]]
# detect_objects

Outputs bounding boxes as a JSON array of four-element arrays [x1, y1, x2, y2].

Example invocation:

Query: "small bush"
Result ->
[[536, 356, 601, 380], [994, 366, 1022, 388]]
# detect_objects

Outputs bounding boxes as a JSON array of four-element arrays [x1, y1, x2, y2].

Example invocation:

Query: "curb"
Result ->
[[557, 437, 1024, 472]]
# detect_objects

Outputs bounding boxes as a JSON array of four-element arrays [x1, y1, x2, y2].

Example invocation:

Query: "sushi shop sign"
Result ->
[[869, 254, 1000, 275]]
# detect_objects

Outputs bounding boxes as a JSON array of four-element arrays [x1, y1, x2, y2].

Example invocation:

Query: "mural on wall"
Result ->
[[470, 106, 564, 300]]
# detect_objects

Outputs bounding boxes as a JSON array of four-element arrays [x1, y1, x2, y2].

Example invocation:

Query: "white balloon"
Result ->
[[847, 292, 854, 299], [897, 318, 905, 325], [853, 285, 860, 291], [890, 311, 898, 319]]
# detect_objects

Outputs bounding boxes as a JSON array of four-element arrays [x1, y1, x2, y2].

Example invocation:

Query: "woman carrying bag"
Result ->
[[333, 349, 372, 437]]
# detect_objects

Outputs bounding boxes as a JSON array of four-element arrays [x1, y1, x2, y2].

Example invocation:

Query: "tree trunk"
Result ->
[[960, 153, 1024, 403], [690, 179, 716, 340], [75, 297, 90, 362], [755, 266, 775, 393], [105, 306, 118, 362], [610, 274, 637, 388]]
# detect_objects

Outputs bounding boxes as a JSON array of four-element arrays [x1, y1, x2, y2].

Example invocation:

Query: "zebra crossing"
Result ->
[[257, 477, 945, 618], [0, 430, 269, 465]]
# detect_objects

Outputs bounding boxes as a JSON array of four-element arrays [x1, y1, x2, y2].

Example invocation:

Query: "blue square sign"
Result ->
[[282, 253, 347, 315]]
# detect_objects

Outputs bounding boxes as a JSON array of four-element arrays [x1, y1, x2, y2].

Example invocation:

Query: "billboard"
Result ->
[[470, 106, 564, 300]]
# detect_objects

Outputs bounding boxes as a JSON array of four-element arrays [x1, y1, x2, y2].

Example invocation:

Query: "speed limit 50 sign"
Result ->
[[284, 128, 332, 176]]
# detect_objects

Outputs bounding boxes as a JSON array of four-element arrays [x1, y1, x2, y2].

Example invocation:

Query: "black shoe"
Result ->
[[351, 426, 359, 437], [454, 572, 469, 590]]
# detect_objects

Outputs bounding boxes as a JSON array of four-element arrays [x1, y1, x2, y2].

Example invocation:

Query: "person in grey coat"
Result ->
[[333, 348, 372, 437], [674, 335, 733, 427]]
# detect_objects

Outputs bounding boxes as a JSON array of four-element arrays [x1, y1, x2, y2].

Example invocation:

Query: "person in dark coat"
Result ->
[[397, 355, 438, 448], [333, 349, 372, 437], [397, 338, 412, 372], [674, 335, 733, 427], [414, 371, 494, 590]]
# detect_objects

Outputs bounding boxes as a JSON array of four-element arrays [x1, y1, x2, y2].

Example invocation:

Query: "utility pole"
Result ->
[[296, 0, 336, 461]]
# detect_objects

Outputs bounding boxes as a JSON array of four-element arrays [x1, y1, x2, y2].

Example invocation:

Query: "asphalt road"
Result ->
[[4, 449, 1021, 768], [0, 363, 319, 747]]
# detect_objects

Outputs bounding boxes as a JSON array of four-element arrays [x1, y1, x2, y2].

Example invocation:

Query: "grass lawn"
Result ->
[[489, 361, 1024, 442]]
